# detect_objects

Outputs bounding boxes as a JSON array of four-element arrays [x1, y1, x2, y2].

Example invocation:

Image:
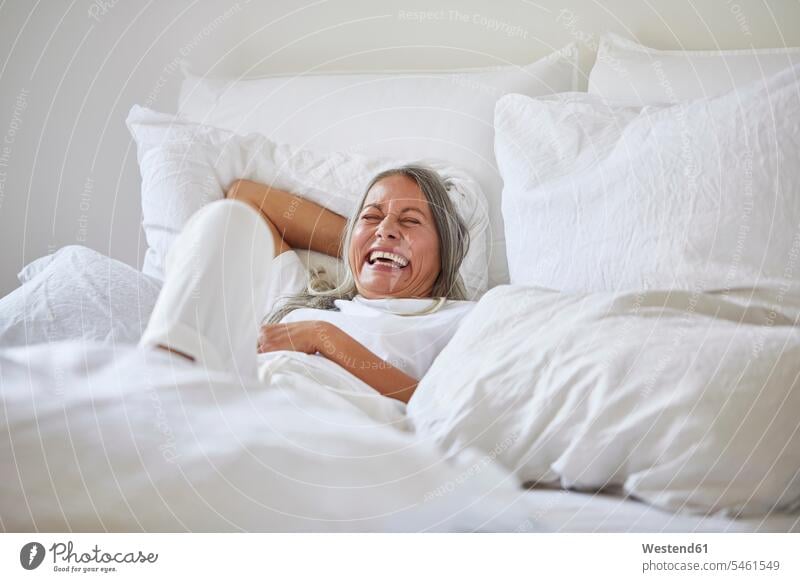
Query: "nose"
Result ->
[[375, 214, 400, 240]]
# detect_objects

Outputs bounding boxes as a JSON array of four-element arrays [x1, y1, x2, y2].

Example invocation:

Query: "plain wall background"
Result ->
[[1, 0, 799, 296]]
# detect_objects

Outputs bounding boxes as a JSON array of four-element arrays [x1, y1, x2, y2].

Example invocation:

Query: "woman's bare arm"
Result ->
[[226, 179, 347, 258], [225, 186, 291, 256], [318, 323, 419, 403]]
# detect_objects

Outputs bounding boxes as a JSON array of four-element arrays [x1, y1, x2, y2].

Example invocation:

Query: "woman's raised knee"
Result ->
[[188, 199, 275, 256], [201, 198, 261, 223]]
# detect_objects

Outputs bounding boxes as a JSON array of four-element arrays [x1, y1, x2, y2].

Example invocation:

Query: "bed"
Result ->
[[517, 488, 800, 533], [2, 33, 800, 532]]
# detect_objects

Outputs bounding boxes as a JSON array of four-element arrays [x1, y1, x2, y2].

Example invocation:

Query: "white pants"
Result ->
[[139, 199, 279, 379]]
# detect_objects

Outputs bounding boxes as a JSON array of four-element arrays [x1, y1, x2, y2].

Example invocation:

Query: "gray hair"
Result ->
[[264, 163, 470, 324]]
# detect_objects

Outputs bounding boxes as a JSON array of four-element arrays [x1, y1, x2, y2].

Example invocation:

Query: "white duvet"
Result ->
[[0, 340, 538, 532]]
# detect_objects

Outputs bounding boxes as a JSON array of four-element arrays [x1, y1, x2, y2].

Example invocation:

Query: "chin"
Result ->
[[357, 281, 403, 299], [358, 287, 396, 299], [356, 274, 405, 298]]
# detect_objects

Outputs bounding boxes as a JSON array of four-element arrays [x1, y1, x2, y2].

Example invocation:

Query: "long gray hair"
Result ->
[[264, 164, 470, 324]]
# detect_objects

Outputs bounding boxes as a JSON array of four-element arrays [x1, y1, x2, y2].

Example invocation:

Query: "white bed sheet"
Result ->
[[0, 341, 540, 532], [524, 488, 800, 533]]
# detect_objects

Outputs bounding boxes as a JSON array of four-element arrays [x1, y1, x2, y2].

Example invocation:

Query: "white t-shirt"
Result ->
[[279, 295, 475, 380]]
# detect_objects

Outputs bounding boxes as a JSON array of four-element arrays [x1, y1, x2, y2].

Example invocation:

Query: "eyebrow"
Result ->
[[363, 203, 426, 216]]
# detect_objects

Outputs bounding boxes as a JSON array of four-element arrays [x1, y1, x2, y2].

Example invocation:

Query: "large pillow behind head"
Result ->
[[178, 43, 583, 287], [495, 63, 800, 294], [126, 106, 489, 298]]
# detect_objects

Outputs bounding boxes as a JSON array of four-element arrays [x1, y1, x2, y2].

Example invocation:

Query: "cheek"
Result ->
[[351, 224, 372, 246], [411, 234, 441, 277], [347, 242, 359, 270], [348, 227, 369, 265]]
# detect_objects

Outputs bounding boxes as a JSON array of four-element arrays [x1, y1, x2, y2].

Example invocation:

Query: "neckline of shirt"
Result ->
[[341, 295, 446, 315]]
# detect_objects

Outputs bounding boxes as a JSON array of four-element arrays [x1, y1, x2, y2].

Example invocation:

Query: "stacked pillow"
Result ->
[[495, 62, 800, 294]]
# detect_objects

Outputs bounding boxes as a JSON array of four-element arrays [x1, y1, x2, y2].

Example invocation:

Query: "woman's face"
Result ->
[[348, 174, 441, 299]]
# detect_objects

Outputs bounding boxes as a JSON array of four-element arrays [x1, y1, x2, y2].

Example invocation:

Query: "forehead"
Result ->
[[364, 174, 428, 208]]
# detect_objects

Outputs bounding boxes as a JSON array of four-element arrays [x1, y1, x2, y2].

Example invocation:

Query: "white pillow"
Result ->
[[494, 63, 800, 293], [126, 106, 490, 298], [178, 43, 583, 287], [589, 33, 800, 104], [408, 285, 800, 517], [0, 246, 162, 346], [17, 252, 57, 284]]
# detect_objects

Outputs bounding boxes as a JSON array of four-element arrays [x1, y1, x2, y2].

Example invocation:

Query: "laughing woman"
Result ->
[[138, 164, 474, 403]]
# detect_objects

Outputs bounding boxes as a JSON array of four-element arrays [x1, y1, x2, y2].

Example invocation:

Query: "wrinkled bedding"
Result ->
[[0, 340, 538, 532]]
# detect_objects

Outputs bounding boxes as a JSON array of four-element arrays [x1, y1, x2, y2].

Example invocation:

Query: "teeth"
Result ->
[[368, 250, 409, 267]]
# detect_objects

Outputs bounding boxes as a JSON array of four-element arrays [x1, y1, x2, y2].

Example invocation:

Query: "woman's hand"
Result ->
[[257, 320, 332, 354]]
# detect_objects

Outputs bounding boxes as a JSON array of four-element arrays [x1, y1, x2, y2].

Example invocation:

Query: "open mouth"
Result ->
[[365, 250, 409, 269]]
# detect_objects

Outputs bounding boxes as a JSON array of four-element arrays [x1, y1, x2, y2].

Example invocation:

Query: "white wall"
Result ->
[[1, 0, 799, 296]]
